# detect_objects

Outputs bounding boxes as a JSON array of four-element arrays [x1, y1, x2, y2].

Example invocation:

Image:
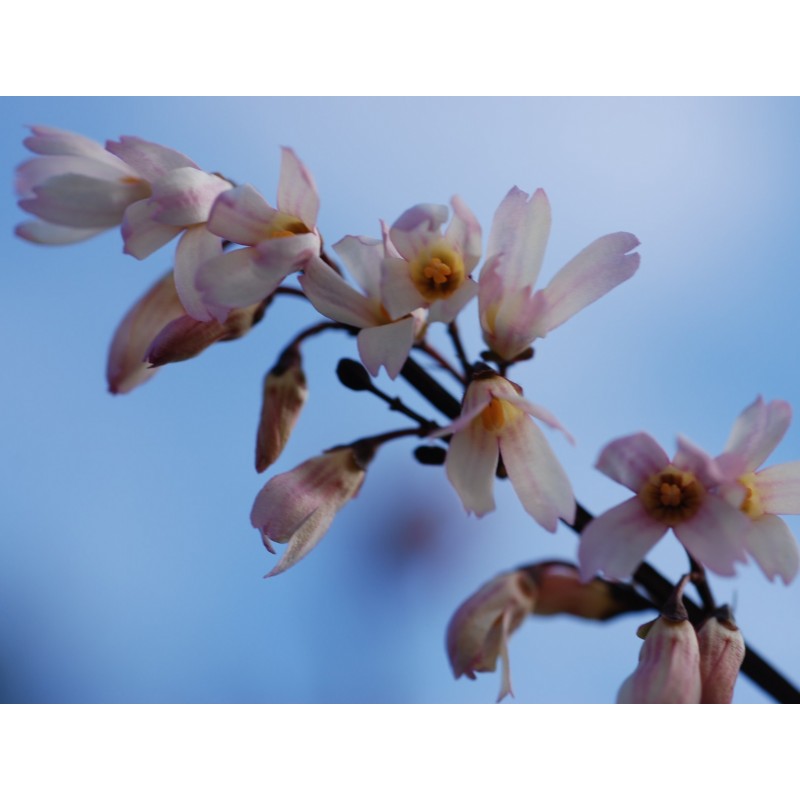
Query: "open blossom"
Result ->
[[438, 369, 574, 531], [251, 444, 373, 577], [195, 148, 322, 322], [714, 397, 800, 584], [380, 198, 482, 323], [299, 229, 427, 379], [579, 432, 750, 582], [479, 187, 640, 362]]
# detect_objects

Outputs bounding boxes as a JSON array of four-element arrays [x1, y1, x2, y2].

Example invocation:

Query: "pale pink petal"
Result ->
[[197, 247, 285, 321], [252, 231, 320, 272], [333, 235, 383, 299], [485, 187, 551, 292], [106, 270, 184, 394], [121, 198, 182, 259], [380, 256, 426, 319], [19, 173, 149, 228], [298, 256, 379, 328], [389, 203, 449, 260], [720, 398, 792, 475], [578, 497, 668, 582], [746, 515, 800, 585], [491, 386, 574, 444], [446, 195, 482, 271], [499, 415, 574, 531], [674, 435, 724, 487], [432, 398, 491, 438], [16, 154, 135, 197], [149, 168, 232, 227], [106, 135, 198, 181], [380, 218, 402, 259], [754, 461, 800, 514], [357, 317, 415, 379], [674, 495, 750, 577], [532, 232, 640, 334], [25, 126, 120, 162], [276, 147, 320, 230], [428, 277, 479, 324], [264, 507, 337, 577], [206, 184, 276, 245], [174, 227, 224, 322], [595, 433, 670, 491], [445, 424, 499, 517], [15, 220, 106, 245]]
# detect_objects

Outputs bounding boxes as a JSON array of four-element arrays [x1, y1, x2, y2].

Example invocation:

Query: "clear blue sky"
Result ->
[[3, 97, 800, 702]]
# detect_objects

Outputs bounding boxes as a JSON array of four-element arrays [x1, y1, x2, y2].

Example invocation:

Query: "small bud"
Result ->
[[336, 358, 373, 392], [697, 605, 746, 704], [413, 445, 447, 466], [255, 347, 308, 473]]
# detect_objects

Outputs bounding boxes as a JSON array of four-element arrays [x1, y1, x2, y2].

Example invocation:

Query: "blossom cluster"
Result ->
[[15, 125, 800, 703]]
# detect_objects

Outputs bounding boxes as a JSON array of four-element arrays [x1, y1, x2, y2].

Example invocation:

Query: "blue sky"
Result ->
[[3, 97, 800, 703]]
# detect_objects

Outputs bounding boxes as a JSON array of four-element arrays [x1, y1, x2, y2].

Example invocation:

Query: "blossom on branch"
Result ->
[[578, 432, 750, 581], [715, 396, 800, 584], [437, 369, 575, 531], [479, 186, 640, 362], [251, 444, 373, 577]]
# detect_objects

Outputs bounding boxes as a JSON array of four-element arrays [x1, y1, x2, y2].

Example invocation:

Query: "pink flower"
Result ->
[[380, 198, 482, 323], [251, 445, 372, 577], [579, 432, 750, 582], [437, 370, 575, 531], [479, 187, 640, 362], [714, 397, 800, 584], [299, 228, 427, 379], [195, 149, 322, 321]]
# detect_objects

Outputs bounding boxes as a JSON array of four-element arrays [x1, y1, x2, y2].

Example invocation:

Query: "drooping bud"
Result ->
[[616, 576, 702, 704], [336, 358, 374, 392], [145, 300, 267, 368], [251, 444, 373, 577], [697, 605, 746, 704], [106, 270, 184, 394], [255, 345, 308, 473]]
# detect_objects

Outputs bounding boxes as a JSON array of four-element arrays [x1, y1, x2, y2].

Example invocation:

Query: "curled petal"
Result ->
[[578, 497, 668, 582], [276, 147, 320, 230], [357, 317, 416, 379], [746, 514, 799, 585], [674, 495, 750, 577], [389, 203, 449, 260], [532, 232, 640, 335], [595, 433, 670, 491], [106, 135, 198, 181]]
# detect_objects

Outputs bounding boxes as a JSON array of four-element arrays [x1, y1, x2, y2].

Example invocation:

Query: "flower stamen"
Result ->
[[639, 466, 704, 525]]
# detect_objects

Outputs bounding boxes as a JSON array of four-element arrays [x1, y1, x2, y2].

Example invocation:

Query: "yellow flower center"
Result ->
[[639, 466, 704, 525], [266, 212, 312, 239], [410, 243, 465, 302], [738, 473, 764, 518], [480, 397, 521, 433]]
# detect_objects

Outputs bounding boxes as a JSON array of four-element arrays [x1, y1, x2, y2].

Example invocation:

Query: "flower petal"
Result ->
[[15, 220, 106, 245], [105, 135, 198, 182], [719, 397, 792, 475], [499, 415, 575, 531], [754, 461, 800, 515], [389, 203, 449, 260], [674, 495, 750, 577], [485, 186, 551, 292], [445, 423, 499, 517], [332, 235, 383, 299], [532, 232, 640, 335], [24, 125, 121, 162], [427, 277, 479, 324], [206, 184, 276, 245], [121, 198, 183, 259], [174, 227, 224, 322], [595, 433, 670, 491], [446, 195, 482, 271], [746, 514, 799, 585], [357, 317, 416, 379], [674, 435, 724, 487], [16, 154, 134, 197], [380, 256, 426, 319], [578, 497, 668, 582], [276, 147, 320, 230], [149, 167, 232, 227]]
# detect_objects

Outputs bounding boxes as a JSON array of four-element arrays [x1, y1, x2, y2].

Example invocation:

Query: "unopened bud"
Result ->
[[255, 346, 308, 473], [413, 445, 447, 466], [336, 358, 373, 392], [697, 605, 746, 704]]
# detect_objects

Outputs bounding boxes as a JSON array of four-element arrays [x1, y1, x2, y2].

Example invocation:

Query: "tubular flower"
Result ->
[[578, 432, 750, 582], [437, 369, 575, 531], [479, 186, 640, 362], [251, 444, 373, 577], [714, 397, 800, 584], [299, 228, 427, 379], [15, 126, 175, 245], [196, 148, 322, 322], [380, 198, 482, 323], [448, 562, 646, 702], [697, 606, 746, 704]]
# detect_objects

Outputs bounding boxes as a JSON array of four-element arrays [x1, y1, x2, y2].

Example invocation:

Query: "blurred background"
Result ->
[[2, 97, 799, 703]]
